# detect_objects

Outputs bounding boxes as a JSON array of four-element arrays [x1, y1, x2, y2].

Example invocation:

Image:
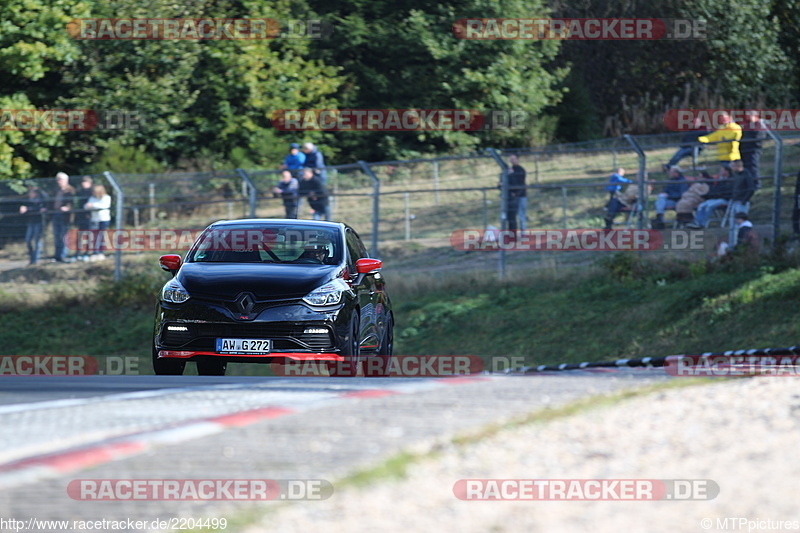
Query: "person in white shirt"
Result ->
[[84, 184, 111, 258]]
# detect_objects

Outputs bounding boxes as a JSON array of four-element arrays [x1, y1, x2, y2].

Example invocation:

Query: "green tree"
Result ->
[[307, 0, 567, 160], [0, 0, 89, 179]]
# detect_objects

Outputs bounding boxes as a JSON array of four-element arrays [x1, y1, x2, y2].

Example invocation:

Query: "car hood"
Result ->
[[177, 263, 342, 300]]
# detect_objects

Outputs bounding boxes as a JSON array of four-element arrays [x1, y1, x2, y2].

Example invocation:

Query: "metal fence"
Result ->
[[2, 130, 800, 280]]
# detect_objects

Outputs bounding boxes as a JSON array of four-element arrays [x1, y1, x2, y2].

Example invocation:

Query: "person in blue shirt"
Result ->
[[605, 168, 631, 200], [281, 143, 306, 175], [651, 166, 689, 229]]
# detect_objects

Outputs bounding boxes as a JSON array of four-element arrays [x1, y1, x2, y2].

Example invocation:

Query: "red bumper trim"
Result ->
[[157, 350, 344, 361]]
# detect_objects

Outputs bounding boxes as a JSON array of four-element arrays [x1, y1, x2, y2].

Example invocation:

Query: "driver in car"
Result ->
[[298, 237, 330, 263]]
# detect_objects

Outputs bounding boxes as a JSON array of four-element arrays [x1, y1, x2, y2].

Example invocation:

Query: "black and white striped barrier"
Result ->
[[506, 345, 800, 374]]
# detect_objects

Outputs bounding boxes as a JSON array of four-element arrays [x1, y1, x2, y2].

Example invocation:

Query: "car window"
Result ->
[[345, 229, 362, 271], [188, 225, 342, 264]]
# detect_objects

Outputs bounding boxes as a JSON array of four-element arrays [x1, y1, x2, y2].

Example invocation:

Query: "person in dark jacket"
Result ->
[[19, 186, 49, 265], [74, 176, 93, 258], [740, 113, 767, 189], [51, 172, 75, 262], [689, 166, 733, 228], [507, 155, 527, 230], [298, 168, 329, 220], [651, 166, 688, 229], [302, 142, 328, 184], [273, 170, 299, 219], [729, 159, 756, 214], [665, 128, 710, 170], [718, 213, 759, 256]]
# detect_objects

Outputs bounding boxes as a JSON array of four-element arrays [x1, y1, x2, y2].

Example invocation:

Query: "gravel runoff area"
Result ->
[[244, 377, 800, 533]]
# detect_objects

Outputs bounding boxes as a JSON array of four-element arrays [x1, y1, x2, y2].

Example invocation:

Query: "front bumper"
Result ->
[[155, 300, 351, 360]]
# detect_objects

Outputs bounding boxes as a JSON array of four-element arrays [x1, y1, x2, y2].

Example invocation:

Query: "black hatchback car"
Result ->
[[153, 219, 393, 377]]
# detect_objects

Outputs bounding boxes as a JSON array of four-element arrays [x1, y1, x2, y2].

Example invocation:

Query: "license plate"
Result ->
[[215, 338, 271, 354]]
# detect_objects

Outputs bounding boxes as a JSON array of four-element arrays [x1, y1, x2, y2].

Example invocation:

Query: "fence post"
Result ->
[[433, 159, 440, 205], [235, 168, 257, 218], [482, 189, 488, 230], [148, 183, 155, 223], [534, 153, 540, 184], [766, 129, 784, 241], [624, 134, 647, 229], [331, 170, 338, 219], [103, 171, 124, 282], [358, 161, 380, 257], [612, 148, 617, 170], [487, 148, 508, 280], [404, 192, 411, 240], [561, 186, 568, 228]]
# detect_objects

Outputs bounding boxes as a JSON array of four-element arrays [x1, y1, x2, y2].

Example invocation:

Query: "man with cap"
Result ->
[[280, 143, 306, 174]]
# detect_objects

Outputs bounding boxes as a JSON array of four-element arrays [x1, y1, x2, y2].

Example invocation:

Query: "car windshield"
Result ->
[[186, 224, 342, 265]]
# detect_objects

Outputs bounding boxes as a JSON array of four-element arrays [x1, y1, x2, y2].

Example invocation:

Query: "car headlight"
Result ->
[[303, 279, 349, 307], [161, 278, 190, 303]]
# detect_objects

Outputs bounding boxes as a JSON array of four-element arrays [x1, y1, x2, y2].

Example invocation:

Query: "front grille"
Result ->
[[160, 323, 334, 352], [191, 296, 301, 317]]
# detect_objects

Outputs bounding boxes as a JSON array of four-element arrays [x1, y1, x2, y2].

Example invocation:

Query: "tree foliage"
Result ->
[[1, 0, 799, 177]]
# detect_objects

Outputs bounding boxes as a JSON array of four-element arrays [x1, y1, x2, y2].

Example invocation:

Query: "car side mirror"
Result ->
[[160, 254, 182, 276], [356, 258, 382, 275]]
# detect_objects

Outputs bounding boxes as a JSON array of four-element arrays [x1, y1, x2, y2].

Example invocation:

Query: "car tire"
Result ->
[[196, 356, 227, 376], [327, 312, 361, 377], [152, 346, 185, 376], [364, 316, 393, 377]]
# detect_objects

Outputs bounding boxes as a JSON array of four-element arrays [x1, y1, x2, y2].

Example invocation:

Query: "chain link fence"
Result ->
[[2, 131, 800, 279]]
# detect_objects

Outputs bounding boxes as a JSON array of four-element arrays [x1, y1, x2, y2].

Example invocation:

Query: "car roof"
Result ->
[[208, 219, 346, 231]]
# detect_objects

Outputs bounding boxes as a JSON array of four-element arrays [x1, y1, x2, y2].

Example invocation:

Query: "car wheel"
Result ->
[[196, 356, 227, 376], [364, 316, 393, 377], [327, 312, 361, 377], [152, 346, 185, 376]]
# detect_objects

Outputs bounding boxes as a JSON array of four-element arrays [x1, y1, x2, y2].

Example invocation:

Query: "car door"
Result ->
[[345, 229, 380, 352]]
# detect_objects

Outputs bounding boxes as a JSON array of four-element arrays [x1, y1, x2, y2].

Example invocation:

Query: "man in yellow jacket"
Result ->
[[698, 112, 742, 166]]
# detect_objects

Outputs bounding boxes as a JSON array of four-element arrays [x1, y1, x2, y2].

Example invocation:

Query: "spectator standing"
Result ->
[[698, 113, 742, 167], [280, 143, 306, 175], [740, 113, 767, 189], [51, 172, 75, 262], [508, 155, 527, 230], [651, 166, 688, 229], [19, 186, 48, 265], [85, 184, 111, 258], [74, 176, 93, 258], [298, 168, 329, 221], [302, 142, 328, 184], [273, 170, 299, 219], [729, 159, 756, 215]]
